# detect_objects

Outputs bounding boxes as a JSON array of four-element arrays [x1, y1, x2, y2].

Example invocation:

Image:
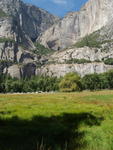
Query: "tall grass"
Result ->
[[0, 91, 113, 150]]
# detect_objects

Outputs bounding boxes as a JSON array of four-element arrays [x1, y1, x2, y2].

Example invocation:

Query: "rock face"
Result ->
[[38, 0, 113, 50], [0, 0, 59, 41], [48, 47, 113, 64], [0, 0, 59, 78], [37, 19, 113, 77], [37, 45, 113, 77], [37, 63, 113, 77], [6, 65, 21, 79]]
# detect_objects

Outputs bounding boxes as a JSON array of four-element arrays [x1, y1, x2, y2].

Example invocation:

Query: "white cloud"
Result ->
[[52, 0, 67, 5]]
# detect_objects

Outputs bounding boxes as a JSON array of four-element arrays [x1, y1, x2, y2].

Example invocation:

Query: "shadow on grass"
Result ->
[[0, 113, 103, 150]]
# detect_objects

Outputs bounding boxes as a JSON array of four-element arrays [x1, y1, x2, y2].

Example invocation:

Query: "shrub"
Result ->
[[82, 73, 101, 90], [0, 37, 15, 43], [82, 71, 113, 91], [66, 58, 91, 64], [34, 43, 53, 55], [98, 73, 109, 89], [75, 33, 101, 48], [59, 72, 82, 92], [0, 74, 60, 93], [103, 58, 113, 65], [105, 70, 113, 89]]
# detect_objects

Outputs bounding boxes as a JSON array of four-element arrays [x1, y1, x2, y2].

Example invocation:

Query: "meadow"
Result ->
[[0, 91, 113, 150]]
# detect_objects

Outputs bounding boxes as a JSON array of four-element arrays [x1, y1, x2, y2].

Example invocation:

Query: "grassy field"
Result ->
[[0, 91, 113, 150]]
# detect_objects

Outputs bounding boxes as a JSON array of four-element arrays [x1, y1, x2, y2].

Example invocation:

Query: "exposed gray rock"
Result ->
[[38, 0, 113, 50], [48, 46, 113, 63], [0, 18, 13, 38], [37, 63, 113, 77], [5, 63, 37, 79], [0, 0, 59, 78], [0, 0, 59, 41], [6, 65, 21, 79], [21, 63, 36, 78]]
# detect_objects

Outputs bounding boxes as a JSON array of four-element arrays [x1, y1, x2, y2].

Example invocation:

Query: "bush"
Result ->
[[0, 37, 15, 43], [98, 73, 109, 89], [0, 74, 60, 93], [1, 69, 113, 93], [59, 72, 82, 92], [66, 58, 91, 64], [105, 70, 113, 89], [82, 73, 101, 90], [34, 43, 53, 55], [104, 58, 113, 65], [75, 33, 101, 48], [82, 70, 113, 90]]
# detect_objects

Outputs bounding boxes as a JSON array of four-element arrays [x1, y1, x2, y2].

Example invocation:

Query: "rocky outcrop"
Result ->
[[48, 46, 113, 64], [21, 63, 36, 78], [38, 0, 113, 50], [37, 63, 113, 77], [6, 65, 21, 79], [4, 63, 37, 79]]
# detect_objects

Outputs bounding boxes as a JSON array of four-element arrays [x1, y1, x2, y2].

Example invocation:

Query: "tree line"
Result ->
[[0, 70, 113, 93]]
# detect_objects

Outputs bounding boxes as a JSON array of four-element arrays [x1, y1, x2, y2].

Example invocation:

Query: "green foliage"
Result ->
[[1, 69, 113, 93], [0, 37, 15, 43], [75, 33, 102, 48], [5, 79, 24, 93], [105, 70, 113, 89], [0, 9, 8, 18], [34, 43, 53, 55], [22, 76, 60, 92], [82, 70, 113, 90], [82, 73, 102, 90], [59, 72, 82, 92], [66, 58, 91, 64], [98, 73, 110, 89], [74, 31, 113, 49], [104, 58, 113, 65], [0, 74, 60, 93]]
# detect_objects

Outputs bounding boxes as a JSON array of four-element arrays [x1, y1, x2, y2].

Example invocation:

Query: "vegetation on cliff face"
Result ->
[[0, 37, 15, 43], [33, 43, 53, 56], [0, 9, 8, 17], [75, 33, 102, 48], [74, 32, 113, 49], [103, 58, 113, 65], [65, 58, 91, 64]]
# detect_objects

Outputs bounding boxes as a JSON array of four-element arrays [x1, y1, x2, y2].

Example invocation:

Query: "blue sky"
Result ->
[[23, 0, 88, 17]]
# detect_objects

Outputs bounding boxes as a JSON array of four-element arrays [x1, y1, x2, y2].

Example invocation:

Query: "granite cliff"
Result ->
[[0, 0, 59, 78], [38, 0, 113, 50]]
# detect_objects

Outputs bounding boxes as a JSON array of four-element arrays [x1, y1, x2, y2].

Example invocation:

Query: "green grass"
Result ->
[[0, 91, 113, 150]]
